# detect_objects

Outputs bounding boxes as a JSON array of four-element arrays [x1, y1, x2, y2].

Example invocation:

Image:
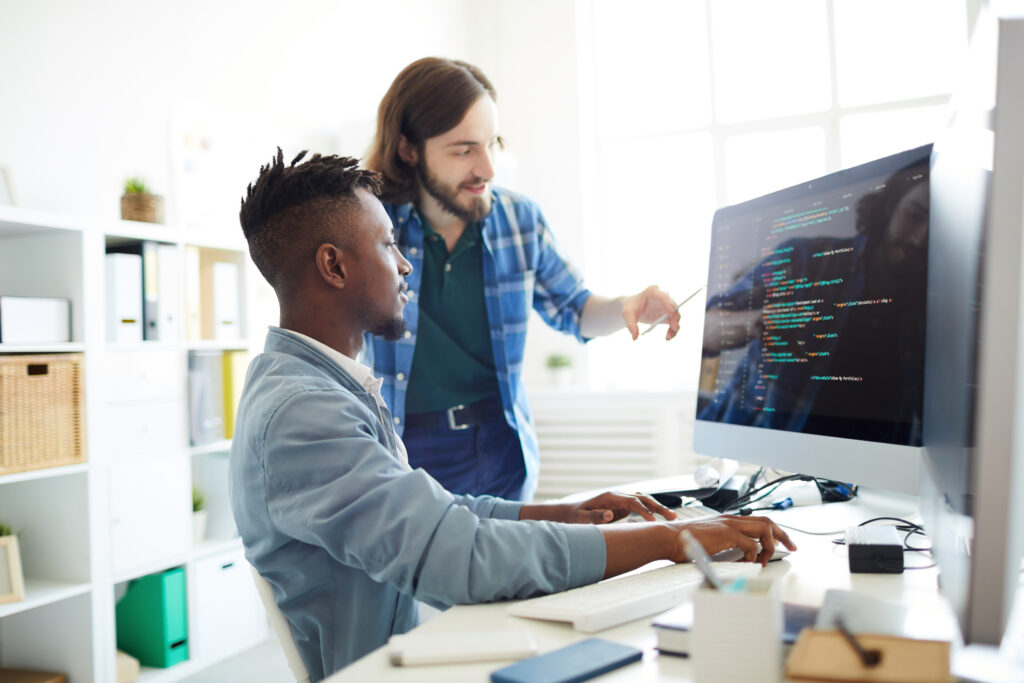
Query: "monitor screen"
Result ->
[[694, 145, 931, 494]]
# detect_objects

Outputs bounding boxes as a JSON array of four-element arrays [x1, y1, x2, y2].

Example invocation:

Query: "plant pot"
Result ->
[[121, 193, 164, 224], [192, 511, 208, 545], [549, 366, 572, 389]]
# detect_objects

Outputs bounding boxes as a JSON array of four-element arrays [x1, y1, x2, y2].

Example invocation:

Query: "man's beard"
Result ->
[[358, 296, 407, 341], [368, 315, 406, 342], [418, 161, 491, 223]]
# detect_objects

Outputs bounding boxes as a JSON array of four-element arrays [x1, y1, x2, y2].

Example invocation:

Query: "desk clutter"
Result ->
[[499, 580, 955, 683], [653, 599, 819, 657]]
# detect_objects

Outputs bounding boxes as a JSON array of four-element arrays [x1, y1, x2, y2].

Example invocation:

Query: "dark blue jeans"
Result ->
[[402, 407, 527, 501]]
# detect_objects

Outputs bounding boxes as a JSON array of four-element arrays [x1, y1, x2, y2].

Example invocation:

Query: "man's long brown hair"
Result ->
[[365, 57, 497, 205]]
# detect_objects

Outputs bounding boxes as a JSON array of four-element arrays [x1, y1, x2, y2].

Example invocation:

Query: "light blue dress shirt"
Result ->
[[229, 327, 606, 680], [364, 187, 593, 500]]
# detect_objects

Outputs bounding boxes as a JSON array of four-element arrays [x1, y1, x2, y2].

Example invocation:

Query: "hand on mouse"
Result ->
[[669, 515, 797, 567]]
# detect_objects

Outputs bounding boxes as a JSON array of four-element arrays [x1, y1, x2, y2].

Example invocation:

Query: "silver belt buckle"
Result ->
[[446, 404, 470, 430]]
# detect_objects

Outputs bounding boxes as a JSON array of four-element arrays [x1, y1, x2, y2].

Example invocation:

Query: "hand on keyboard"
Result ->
[[551, 490, 679, 524], [618, 504, 717, 524]]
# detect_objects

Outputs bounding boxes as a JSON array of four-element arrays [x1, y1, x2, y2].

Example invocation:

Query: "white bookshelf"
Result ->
[[0, 204, 271, 681]]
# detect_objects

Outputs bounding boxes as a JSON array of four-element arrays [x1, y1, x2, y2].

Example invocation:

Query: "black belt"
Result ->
[[404, 396, 503, 431]]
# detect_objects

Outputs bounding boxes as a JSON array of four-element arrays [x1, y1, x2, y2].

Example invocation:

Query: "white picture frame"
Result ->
[[0, 166, 15, 206], [0, 535, 26, 604]]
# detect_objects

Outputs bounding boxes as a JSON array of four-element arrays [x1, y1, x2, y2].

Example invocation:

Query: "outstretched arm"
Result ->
[[579, 286, 680, 340]]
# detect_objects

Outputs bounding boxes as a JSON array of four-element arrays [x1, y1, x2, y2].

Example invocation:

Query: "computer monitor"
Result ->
[[920, 2, 1024, 648], [693, 144, 931, 495]]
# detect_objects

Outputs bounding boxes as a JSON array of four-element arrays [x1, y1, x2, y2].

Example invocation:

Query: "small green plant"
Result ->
[[192, 486, 206, 513], [546, 353, 572, 370], [123, 176, 152, 195], [0, 519, 13, 537]]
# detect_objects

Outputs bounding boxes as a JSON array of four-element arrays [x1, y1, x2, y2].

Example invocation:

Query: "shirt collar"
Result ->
[[275, 327, 383, 399], [275, 327, 410, 469]]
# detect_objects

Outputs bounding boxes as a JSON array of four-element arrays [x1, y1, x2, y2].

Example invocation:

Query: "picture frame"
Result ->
[[0, 535, 26, 604], [0, 165, 15, 206]]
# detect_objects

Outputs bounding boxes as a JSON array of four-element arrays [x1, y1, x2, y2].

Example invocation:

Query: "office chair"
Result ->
[[249, 564, 312, 683]]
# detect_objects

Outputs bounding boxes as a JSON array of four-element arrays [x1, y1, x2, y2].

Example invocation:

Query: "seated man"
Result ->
[[229, 149, 795, 681]]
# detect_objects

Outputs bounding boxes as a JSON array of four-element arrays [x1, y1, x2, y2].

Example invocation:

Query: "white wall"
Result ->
[[0, 0, 480, 220], [476, 0, 594, 388], [0, 0, 591, 386]]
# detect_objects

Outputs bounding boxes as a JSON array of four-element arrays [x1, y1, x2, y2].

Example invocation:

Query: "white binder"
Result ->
[[212, 261, 240, 341], [156, 243, 181, 341], [105, 252, 143, 343]]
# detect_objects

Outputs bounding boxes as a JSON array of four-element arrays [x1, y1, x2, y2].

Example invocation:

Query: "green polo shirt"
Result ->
[[405, 219, 500, 414]]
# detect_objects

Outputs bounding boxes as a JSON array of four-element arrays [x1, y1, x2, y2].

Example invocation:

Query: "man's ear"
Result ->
[[316, 243, 347, 290], [397, 135, 419, 166]]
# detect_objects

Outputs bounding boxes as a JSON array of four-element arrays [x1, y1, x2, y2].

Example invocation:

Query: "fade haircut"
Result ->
[[366, 57, 499, 205], [239, 149, 382, 292]]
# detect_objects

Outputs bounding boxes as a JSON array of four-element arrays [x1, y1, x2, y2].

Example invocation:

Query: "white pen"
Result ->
[[639, 285, 706, 336], [681, 528, 725, 590]]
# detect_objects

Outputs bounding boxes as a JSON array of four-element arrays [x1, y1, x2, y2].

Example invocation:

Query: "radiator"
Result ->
[[528, 391, 700, 502]]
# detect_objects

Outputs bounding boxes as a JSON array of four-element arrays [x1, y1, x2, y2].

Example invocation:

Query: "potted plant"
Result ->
[[0, 519, 25, 604], [192, 486, 207, 544], [120, 176, 164, 224], [546, 352, 573, 388]]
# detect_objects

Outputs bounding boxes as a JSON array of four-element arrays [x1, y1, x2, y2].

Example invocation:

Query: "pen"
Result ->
[[834, 617, 882, 668], [680, 528, 725, 590], [640, 286, 706, 336]]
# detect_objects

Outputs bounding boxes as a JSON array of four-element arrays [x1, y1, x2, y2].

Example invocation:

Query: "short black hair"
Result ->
[[239, 149, 382, 291]]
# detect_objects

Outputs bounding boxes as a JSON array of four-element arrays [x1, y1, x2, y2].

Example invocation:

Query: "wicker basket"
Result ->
[[120, 193, 165, 224], [0, 354, 86, 475]]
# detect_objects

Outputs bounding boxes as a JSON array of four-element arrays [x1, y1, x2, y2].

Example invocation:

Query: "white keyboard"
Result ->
[[507, 562, 762, 633], [618, 503, 719, 524]]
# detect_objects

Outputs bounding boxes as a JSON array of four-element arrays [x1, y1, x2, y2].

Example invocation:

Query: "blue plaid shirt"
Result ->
[[363, 187, 593, 499]]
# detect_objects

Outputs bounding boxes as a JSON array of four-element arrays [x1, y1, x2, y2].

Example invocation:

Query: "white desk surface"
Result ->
[[327, 487, 958, 682]]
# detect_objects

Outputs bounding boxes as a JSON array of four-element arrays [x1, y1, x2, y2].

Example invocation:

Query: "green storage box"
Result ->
[[116, 567, 189, 668]]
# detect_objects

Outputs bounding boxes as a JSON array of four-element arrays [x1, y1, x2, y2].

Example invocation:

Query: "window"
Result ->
[[580, 0, 968, 392]]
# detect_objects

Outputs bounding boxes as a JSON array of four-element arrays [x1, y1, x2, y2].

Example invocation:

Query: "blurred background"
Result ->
[[0, 0, 977, 394]]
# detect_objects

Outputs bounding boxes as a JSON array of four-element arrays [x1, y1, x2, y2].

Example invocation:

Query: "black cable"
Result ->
[[721, 472, 858, 514], [720, 473, 808, 512]]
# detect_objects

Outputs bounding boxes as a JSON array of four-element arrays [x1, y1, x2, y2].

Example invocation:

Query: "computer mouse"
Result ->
[[711, 543, 790, 563]]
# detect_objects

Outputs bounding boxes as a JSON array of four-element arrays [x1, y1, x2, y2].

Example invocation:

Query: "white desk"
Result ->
[[328, 487, 959, 682]]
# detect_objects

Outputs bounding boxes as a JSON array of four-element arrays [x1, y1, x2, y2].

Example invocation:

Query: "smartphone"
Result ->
[[490, 638, 642, 683]]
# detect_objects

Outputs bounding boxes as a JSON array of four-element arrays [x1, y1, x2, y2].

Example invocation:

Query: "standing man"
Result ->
[[365, 57, 682, 501]]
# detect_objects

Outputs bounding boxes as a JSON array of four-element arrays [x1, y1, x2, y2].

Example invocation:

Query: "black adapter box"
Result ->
[[699, 475, 749, 512], [845, 526, 904, 573]]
